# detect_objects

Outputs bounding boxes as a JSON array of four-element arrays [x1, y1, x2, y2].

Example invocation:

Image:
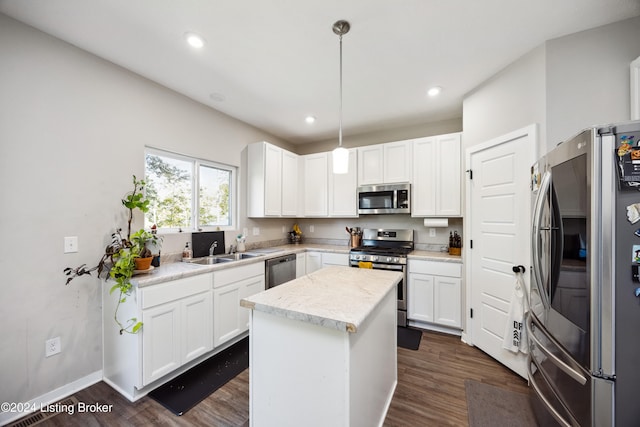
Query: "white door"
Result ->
[[465, 125, 536, 379]]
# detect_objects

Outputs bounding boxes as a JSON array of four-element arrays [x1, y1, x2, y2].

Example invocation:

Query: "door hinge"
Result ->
[[470, 308, 473, 318], [466, 169, 473, 179]]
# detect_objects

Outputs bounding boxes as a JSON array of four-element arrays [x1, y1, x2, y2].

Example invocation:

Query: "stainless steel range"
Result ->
[[349, 228, 414, 326]]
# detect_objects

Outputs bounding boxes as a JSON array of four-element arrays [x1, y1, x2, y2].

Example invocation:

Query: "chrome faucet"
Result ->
[[209, 241, 218, 256], [229, 244, 236, 254]]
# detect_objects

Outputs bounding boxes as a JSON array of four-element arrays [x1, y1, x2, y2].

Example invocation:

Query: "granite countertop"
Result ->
[[132, 243, 462, 288], [408, 250, 462, 263], [240, 266, 401, 333], [132, 243, 351, 287]]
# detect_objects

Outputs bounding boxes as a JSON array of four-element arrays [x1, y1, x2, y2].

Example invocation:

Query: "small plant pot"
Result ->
[[134, 256, 153, 271]]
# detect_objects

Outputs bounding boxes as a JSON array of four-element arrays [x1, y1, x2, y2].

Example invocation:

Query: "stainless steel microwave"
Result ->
[[357, 183, 410, 214]]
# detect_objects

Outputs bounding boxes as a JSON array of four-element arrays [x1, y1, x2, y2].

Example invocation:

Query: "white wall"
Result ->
[[463, 15, 640, 156], [462, 45, 547, 156], [0, 13, 291, 406], [546, 15, 640, 146]]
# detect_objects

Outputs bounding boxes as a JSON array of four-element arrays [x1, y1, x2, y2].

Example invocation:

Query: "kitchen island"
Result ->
[[240, 266, 401, 427]]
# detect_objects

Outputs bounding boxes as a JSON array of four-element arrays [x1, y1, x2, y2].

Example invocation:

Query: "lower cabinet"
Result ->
[[408, 260, 462, 330], [305, 251, 349, 274], [296, 252, 306, 278], [213, 262, 265, 347], [306, 252, 323, 274], [140, 274, 213, 386]]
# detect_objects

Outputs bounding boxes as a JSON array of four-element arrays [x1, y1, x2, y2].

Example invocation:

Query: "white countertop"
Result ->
[[131, 243, 461, 288], [240, 266, 401, 333]]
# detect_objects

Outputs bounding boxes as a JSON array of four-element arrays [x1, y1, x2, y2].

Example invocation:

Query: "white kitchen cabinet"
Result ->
[[408, 259, 462, 330], [328, 148, 358, 217], [383, 140, 413, 184], [141, 301, 181, 385], [305, 251, 349, 274], [296, 252, 306, 278], [139, 273, 213, 386], [281, 150, 299, 216], [301, 152, 329, 217], [213, 262, 265, 347], [357, 144, 384, 185], [247, 141, 298, 217], [321, 252, 349, 267], [412, 133, 462, 217], [306, 251, 323, 274], [358, 140, 412, 185]]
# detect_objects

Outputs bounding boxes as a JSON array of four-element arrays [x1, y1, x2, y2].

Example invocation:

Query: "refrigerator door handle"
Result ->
[[527, 355, 575, 427], [527, 313, 588, 385], [532, 170, 552, 309]]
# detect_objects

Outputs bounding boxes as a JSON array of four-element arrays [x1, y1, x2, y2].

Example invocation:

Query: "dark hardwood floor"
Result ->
[[16, 330, 529, 427]]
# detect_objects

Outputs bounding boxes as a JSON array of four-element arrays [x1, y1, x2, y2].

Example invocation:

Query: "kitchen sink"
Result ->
[[217, 252, 263, 261], [188, 256, 234, 265], [187, 252, 263, 265]]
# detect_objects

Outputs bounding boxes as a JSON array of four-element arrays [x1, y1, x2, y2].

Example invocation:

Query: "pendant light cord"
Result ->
[[338, 33, 343, 148]]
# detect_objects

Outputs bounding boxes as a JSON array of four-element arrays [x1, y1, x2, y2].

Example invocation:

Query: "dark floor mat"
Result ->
[[397, 326, 422, 350], [465, 380, 537, 427], [148, 336, 249, 416]]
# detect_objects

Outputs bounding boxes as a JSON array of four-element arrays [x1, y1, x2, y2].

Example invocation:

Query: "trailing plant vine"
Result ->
[[64, 175, 158, 335]]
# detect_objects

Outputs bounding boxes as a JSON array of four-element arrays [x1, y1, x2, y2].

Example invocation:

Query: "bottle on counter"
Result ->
[[182, 242, 192, 261]]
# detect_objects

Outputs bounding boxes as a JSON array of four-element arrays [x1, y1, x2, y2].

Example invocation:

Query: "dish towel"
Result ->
[[358, 261, 373, 269], [502, 270, 530, 354]]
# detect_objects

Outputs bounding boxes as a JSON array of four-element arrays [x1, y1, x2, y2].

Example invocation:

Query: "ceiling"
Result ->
[[2, 1, 639, 145]]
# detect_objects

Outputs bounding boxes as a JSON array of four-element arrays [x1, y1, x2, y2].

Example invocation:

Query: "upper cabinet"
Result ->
[[358, 140, 412, 185], [301, 152, 329, 217], [412, 133, 462, 217], [247, 141, 298, 217]]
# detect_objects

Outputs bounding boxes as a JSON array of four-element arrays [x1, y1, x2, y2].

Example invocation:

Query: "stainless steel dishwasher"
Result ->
[[265, 254, 297, 289]]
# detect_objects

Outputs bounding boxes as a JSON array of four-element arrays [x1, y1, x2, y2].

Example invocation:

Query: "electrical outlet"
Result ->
[[45, 337, 61, 357], [252, 227, 260, 236], [243, 228, 248, 238], [309, 225, 315, 233], [64, 236, 78, 253], [429, 228, 436, 237]]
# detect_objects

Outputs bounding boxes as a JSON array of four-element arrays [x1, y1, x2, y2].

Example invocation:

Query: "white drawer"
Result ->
[[408, 260, 462, 278], [213, 261, 265, 288], [141, 273, 212, 309]]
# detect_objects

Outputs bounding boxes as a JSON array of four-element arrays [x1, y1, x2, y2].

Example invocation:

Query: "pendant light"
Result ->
[[332, 20, 350, 174]]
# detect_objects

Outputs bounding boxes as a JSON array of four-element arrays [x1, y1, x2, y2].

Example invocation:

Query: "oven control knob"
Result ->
[[393, 257, 399, 263], [371, 256, 378, 262]]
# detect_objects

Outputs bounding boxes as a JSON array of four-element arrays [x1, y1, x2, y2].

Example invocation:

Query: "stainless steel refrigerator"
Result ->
[[528, 121, 640, 426]]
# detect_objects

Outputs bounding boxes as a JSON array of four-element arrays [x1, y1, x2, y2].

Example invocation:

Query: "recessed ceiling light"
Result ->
[[305, 116, 316, 124], [427, 86, 442, 97], [185, 32, 205, 49]]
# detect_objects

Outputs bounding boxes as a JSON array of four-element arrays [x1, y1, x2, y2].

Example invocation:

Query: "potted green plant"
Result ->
[[130, 228, 160, 271], [64, 175, 158, 335]]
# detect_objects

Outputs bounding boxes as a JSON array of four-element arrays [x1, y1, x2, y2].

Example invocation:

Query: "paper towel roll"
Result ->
[[423, 218, 449, 227]]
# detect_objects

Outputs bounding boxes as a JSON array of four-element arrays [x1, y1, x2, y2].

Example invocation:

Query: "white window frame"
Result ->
[[145, 147, 238, 232]]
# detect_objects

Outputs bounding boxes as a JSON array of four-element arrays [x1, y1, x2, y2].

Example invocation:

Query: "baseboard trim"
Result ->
[[0, 370, 103, 426], [407, 320, 462, 336]]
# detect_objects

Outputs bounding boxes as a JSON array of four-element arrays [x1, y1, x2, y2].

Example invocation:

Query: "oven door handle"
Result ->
[[351, 262, 404, 272]]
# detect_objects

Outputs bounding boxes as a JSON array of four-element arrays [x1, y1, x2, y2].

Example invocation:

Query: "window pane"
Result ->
[[199, 164, 231, 226], [145, 153, 193, 229]]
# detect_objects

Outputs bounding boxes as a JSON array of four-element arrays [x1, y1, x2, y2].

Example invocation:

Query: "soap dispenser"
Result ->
[[182, 242, 192, 261]]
